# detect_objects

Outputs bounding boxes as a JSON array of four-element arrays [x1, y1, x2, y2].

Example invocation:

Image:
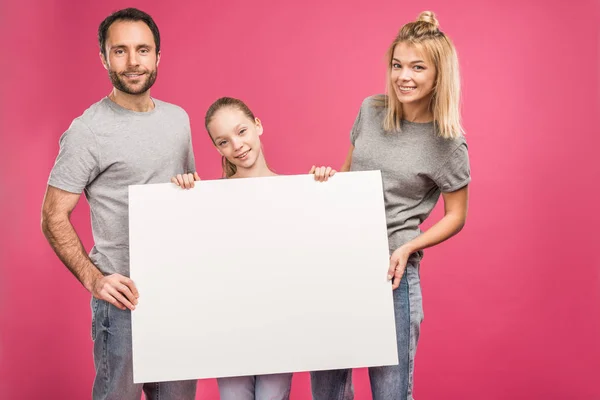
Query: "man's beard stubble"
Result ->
[[108, 68, 158, 95]]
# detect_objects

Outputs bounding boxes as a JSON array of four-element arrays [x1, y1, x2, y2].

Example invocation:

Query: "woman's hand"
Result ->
[[387, 245, 412, 290], [171, 172, 201, 189]]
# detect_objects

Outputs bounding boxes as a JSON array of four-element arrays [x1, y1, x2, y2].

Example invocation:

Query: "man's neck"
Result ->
[[108, 89, 154, 112]]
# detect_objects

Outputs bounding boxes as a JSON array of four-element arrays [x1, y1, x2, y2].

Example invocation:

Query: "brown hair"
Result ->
[[205, 97, 257, 178]]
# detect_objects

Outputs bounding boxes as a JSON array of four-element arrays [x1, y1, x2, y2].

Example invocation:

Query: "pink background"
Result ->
[[1, 0, 599, 399]]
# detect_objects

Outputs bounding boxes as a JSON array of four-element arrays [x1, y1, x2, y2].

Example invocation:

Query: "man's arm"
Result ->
[[41, 185, 138, 310]]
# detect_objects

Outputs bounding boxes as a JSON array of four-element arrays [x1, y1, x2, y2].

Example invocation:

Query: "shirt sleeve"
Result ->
[[350, 102, 363, 146], [47, 119, 101, 194], [432, 141, 471, 192], [184, 114, 196, 173]]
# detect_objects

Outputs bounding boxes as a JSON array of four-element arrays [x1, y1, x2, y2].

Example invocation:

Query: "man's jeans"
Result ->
[[91, 297, 197, 400]]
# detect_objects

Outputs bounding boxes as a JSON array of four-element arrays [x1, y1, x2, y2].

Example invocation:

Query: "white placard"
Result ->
[[129, 171, 397, 383]]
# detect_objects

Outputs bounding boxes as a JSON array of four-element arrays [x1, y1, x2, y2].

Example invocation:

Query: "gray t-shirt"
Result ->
[[48, 97, 195, 276], [350, 96, 471, 262]]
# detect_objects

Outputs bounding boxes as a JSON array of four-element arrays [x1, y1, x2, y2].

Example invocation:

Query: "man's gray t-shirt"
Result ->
[[350, 96, 471, 262], [48, 97, 195, 276]]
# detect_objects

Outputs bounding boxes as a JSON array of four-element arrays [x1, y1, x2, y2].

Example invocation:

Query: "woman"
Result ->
[[310, 11, 471, 400]]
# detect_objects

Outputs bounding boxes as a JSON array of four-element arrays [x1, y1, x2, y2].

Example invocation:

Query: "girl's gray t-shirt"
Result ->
[[350, 96, 471, 262]]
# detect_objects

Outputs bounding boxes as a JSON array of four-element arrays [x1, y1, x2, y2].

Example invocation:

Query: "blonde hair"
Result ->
[[382, 11, 463, 138]]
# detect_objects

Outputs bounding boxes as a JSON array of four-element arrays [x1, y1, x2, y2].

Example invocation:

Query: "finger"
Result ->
[[182, 173, 192, 189], [107, 286, 136, 311], [194, 172, 201, 181], [309, 165, 316, 175], [171, 177, 180, 186], [392, 274, 401, 290], [387, 259, 397, 281], [392, 268, 404, 290], [318, 166, 326, 182], [122, 277, 140, 298], [325, 166, 332, 181], [176, 174, 185, 187], [118, 284, 137, 305], [118, 277, 138, 304], [100, 292, 127, 311], [329, 169, 337, 177], [187, 173, 195, 188]]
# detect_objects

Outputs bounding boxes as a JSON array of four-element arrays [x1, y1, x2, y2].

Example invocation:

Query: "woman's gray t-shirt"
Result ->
[[350, 96, 471, 262]]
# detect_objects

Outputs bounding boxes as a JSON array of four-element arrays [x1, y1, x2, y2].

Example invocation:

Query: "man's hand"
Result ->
[[92, 274, 139, 311], [171, 172, 201, 189]]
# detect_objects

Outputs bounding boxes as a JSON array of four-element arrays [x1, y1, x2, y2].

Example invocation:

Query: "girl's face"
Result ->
[[390, 42, 436, 109], [208, 107, 264, 170]]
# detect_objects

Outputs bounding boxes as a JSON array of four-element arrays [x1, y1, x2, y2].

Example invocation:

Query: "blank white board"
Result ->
[[129, 171, 397, 383]]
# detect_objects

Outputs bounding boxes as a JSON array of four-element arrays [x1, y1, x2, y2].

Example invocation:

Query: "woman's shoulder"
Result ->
[[361, 94, 387, 109]]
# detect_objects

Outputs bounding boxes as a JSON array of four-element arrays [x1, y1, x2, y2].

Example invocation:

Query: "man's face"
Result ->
[[101, 20, 160, 95]]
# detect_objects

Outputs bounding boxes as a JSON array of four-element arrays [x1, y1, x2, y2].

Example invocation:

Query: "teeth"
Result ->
[[400, 86, 415, 90]]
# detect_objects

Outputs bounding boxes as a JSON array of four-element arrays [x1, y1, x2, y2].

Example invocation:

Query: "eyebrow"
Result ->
[[109, 44, 153, 50], [392, 58, 426, 64]]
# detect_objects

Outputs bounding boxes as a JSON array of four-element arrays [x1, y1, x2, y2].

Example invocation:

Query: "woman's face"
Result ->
[[208, 107, 263, 170], [390, 42, 436, 109]]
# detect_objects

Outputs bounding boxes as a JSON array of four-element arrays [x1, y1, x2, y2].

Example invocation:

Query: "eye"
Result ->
[[114, 49, 124, 55], [140, 48, 149, 54], [218, 140, 227, 146], [392, 63, 401, 69], [238, 128, 247, 136], [414, 65, 425, 71]]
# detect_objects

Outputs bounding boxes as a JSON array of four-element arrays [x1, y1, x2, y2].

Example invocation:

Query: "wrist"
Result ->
[[400, 242, 417, 255], [84, 268, 103, 293]]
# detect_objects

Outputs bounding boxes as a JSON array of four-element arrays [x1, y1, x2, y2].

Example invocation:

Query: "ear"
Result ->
[[255, 118, 264, 136], [99, 52, 108, 70], [156, 51, 161, 67]]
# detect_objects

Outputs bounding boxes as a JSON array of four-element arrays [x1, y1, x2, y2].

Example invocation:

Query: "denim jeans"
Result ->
[[91, 297, 197, 400], [217, 373, 293, 400], [310, 262, 424, 400]]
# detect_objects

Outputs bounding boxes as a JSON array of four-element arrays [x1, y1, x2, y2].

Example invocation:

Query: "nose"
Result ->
[[127, 51, 140, 68], [231, 137, 243, 151], [397, 67, 412, 81]]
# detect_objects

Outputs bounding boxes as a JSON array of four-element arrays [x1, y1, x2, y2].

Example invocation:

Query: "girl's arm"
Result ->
[[340, 145, 355, 172]]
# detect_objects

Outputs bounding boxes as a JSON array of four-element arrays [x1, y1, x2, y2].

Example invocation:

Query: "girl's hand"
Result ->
[[309, 165, 336, 182], [171, 172, 201, 189]]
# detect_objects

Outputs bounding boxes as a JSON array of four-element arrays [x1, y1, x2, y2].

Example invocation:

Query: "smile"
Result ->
[[235, 150, 250, 159], [398, 86, 416, 92]]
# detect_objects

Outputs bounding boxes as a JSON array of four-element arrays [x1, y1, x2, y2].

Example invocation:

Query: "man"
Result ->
[[41, 8, 198, 399]]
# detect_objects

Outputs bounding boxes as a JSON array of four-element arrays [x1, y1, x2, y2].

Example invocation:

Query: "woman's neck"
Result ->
[[401, 100, 433, 123]]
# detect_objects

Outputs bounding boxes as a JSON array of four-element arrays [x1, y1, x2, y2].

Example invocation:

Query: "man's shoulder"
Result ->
[[74, 97, 115, 128], [153, 98, 189, 119]]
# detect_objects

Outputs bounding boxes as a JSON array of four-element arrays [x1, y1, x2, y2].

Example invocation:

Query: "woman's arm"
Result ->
[[388, 185, 469, 289]]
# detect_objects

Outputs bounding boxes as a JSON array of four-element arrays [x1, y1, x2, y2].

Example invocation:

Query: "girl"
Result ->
[[173, 96, 334, 400], [310, 11, 471, 400]]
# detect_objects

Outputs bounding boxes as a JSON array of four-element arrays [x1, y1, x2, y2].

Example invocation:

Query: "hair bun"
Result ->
[[417, 11, 439, 29]]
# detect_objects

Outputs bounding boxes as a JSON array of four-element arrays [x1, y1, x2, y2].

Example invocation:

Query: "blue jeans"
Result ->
[[217, 373, 293, 400], [310, 263, 424, 400], [91, 298, 197, 400]]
